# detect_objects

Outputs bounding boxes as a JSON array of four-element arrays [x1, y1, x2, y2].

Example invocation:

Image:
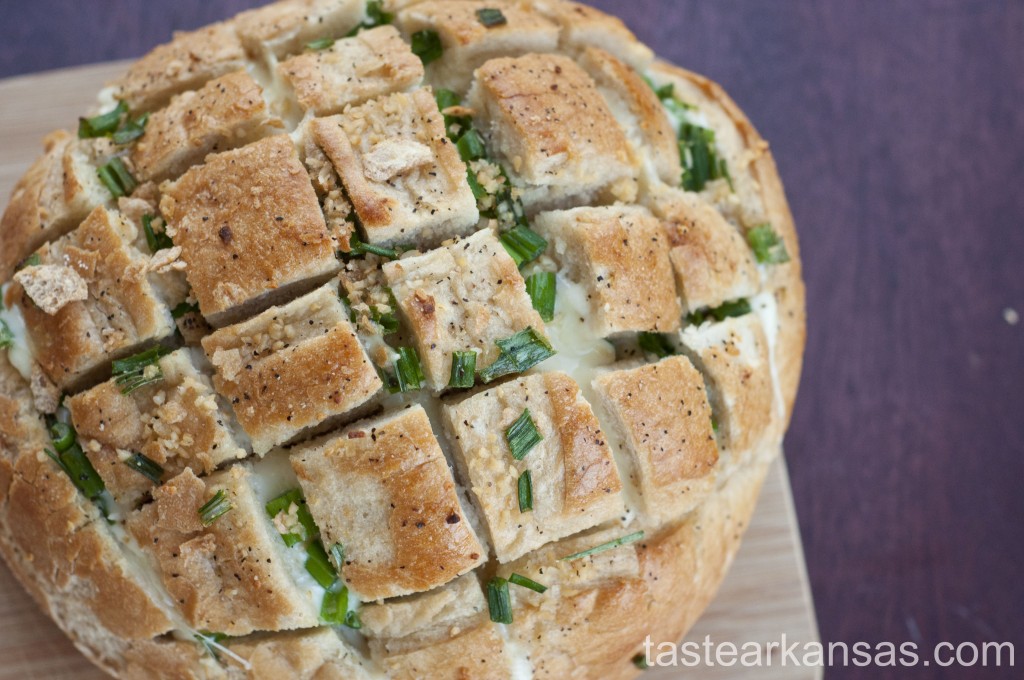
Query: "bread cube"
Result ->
[[127, 466, 319, 636], [593, 356, 719, 522], [443, 372, 623, 563], [649, 186, 759, 313], [291, 405, 484, 601], [13, 207, 174, 390], [468, 53, 638, 210], [234, 0, 363, 58], [533, 0, 654, 69], [224, 627, 375, 679], [202, 282, 381, 455], [279, 25, 423, 116], [534, 205, 680, 336], [107, 22, 247, 113], [160, 135, 340, 325], [382, 228, 546, 389], [67, 349, 247, 506], [310, 89, 478, 247], [0, 132, 110, 280], [131, 71, 281, 184], [396, 0, 560, 91], [679, 314, 774, 467]]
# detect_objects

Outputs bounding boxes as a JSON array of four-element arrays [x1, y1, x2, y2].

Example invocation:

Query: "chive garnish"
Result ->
[[517, 470, 533, 512], [171, 301, 200, 319], [478, 327, 555, 383], [320, 580, 349, 624], [306, 37, 335, 51], [411, 30, 443, 65], [305, 540, 340, 589], [633, 653, 650, 669], [111, 112, 149, 145], [435, 88, 470, 139], [638, 332, 675, 358], [746, 224, 790, 264], [506, 409, 542, 461], [112, 346, 169, 394], [344, 609, 362, 629], [348, 234, 398, 259], [456, 129, 486, 162], [487, 576, 513, 624], [449, 350, 477, 388], [16, 253, 41, 271], [525, 272, 556, 322], [394, 346, 425, 392], [476, 8, 508, 27], [346, 0, 393, 36], [265, 488, 317, 547], [97, 157, 137, 198], [560, 531, 645, 562], [45, 418, 110, 517], [124, 451, 164, 484], [500, 226, 547, 268], [142, 214, 173, 253], [78, 100, 128, 139], [466, 166, 487, 200], [0, 320, 13, 351], [686, 299, 752, 326], [679, 122, 729, 192], [508, 573, 547, 593], [198, 489, 233, 526], [330, 542, 345, 568]]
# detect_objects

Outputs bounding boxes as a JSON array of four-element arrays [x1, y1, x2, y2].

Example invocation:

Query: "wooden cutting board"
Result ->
[[0, 63, 821, 679]]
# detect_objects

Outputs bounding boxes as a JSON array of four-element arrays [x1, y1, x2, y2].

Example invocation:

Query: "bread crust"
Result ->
[[0, 4, 805, 679]]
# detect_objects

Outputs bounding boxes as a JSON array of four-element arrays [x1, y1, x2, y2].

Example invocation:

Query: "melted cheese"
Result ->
[[0, 284, 33, 380]]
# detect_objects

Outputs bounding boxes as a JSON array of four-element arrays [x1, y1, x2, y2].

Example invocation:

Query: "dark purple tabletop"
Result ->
[[2, 2, 1022, 678]]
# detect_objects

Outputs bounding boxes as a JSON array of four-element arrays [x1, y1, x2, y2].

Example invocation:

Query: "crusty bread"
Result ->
[[0, 1, 805, 678]]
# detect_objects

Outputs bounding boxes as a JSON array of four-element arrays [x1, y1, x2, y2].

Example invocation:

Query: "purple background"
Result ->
[[3, 2, 1023, 678]]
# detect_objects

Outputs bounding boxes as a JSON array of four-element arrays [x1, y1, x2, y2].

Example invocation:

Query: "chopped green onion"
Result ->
[[112, 346, 169, 394], [78, 101, 128, 139], [506, 409, 542, 461], [525, 272, 556, 322], [476, 7, 508, 27], [560, 531, 645, 562], [517, 470, 533, 512], [680, 122, 728, 193], [142, 214, 173, 253], [0, 319, 13, 351], [344, 609, 362, 629], [466, 166, 488, 200], [711, 416, 719, 433], [330, 542, 345, 569], [448, 350, 477, 389], [16, 253, 41, 271], [348, 234, 398, 259], [435, 88, 470, 139], [124, 451, 164, 484], [376, 365, 400, 393], [320, 580, 349, 624], [46, 444, 106, 507], [347, 0, 393, 35], [500, 226, 547, 268], [265, 488, 317, 547], [638, 332, 675, 358], [508, 573, 547, 593], [435, 88, 461, 113], [195, 631, 229, 662], [306, 37, 335, 51], [171, 301, 200, 319], [199, 489, 233, 527], [486, 576, 513, 624], [411, 30, 443, 65], [633, 653, 650, 669], [478, 327, 555, 383], [647, 77, 675, 102], [372, 309, 399, 335], [393, 346, 425, 392], [746, 224, 790, 264], [97, 157, 137, 198], [456, 129, 486, 162], [305, 540, 339, 589], [687, 299, 752, 326], [112, 113, 149, 145]]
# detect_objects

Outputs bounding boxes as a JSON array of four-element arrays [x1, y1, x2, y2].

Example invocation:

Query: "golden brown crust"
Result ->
[[234, 0, 364, 58]]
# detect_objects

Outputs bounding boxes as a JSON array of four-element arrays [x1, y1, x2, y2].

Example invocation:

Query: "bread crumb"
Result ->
[[29, 364, 61, 414], [147, 246, 186, 273], [1004, 307, 1019, 326], [14, 264, 88, 315]]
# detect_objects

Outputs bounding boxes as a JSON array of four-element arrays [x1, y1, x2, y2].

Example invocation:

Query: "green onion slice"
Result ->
[[506, 409, 542, 461], [517, 470, 533, 512], [97, 157, 137, 198], [344, 609, 362, 629], [199, 489, 233, 527], [746, 224, 791, 264], [560, 531, 645, 562], [16, 253, 41, 271], [525, 272, 556, 322], [638, 332, 675, 358], [508, 573, 547, 593], [686, 299, 752, 326], [348, 234, 398, 259], [124, 451, 164, 484], [142, 214, 173, 253], [0, 319, 15, 350], [478, 327, 555, 383], [389, 346, 424, 393], [448, 350, 477, 389], [487, 576, 513, 624], [306, 37, 335, 51], [171, 301, 200, 319], [411, 30, 443, 65], [305, 540, 340, 589], [46, 444, 106, 505], [456, 129, 486, 162], [112, 346, 169, 395], [320, 580, 349, 625], [78, 100, 127, 139], [112, 113, 149, 145], [476, 8, 508, 27], [265, 488, 317, 547], [346, 0, 394, 35], [330, 542, 345, 569], [500, 226, 547, 268], [633, 653, 650, 669]]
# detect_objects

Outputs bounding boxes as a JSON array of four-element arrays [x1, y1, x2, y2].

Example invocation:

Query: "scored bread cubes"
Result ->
[[106, 22, 247, 113], [291, 405, 485, 601], [649, 185, 759, 313], [278, 25, 423, 117], [128, 466, 318, 636], [443, 372, 623, 563], [396, 0, 560, 91], [13, 206, 174, 391], [382, 228, 547, 389], [533, 205, 680, 336], [361, 573, 511, 680], [202, 282, 381, 455], [160, 134, 340, 325], [131, 71, 282, 184], [593, 356, 719, 522], [467, 53, 638, 210], [0, 131, 109, 279], [224, 627, 375, 680], [234, 0, 363, 58], [680, 314, 774, 467], [310, 89, 478, 247], [67, 348, 247, 507], [578, 46, 682, 186], [532, 0, 654, 69]]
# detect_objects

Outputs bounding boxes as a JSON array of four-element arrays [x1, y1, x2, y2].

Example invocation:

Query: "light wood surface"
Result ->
[[0, 62, 820, 679]]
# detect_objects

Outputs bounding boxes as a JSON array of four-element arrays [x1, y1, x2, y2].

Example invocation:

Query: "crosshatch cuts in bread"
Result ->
[[0, 1, 805, 678]]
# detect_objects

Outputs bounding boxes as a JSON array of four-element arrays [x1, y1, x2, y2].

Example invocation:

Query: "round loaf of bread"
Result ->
[[0, 1, 805, 678]]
